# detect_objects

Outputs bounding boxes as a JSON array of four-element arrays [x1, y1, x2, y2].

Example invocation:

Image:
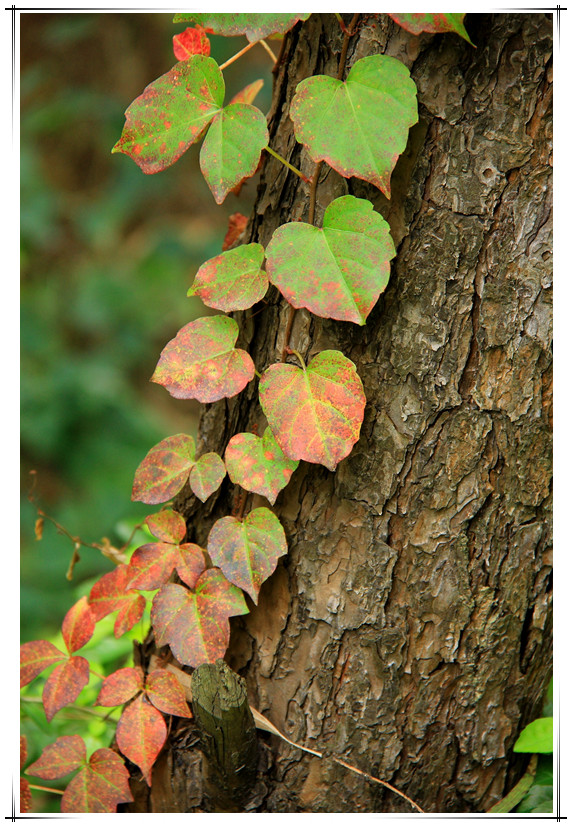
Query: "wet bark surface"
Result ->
[[127, 12, 552, 813]]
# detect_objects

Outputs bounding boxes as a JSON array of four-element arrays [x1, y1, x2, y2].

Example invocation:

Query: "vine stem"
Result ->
[[265, 146, 311, 183], [219, 38, 276, 71]]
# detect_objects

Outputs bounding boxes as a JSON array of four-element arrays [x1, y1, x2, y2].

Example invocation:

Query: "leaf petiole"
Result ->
[[219, 38, 276, 72], [264, 146, 311, 183], [28, 784, 64, 796]]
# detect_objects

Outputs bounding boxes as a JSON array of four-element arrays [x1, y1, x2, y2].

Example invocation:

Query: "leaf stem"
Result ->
[[28, 784, 64, 796], [290, 350, 306, 370], [264, 146, 311, 183], [219, 40, 257, 70], [280, 306, 298, 363], [258, 39, 277, 64]]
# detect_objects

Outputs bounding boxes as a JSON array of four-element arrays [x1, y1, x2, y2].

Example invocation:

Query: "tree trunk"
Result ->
[[126, 12, 552, 813]]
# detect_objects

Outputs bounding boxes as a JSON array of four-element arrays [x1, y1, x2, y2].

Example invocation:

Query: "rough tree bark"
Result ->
[[126, 12, 552, 813]]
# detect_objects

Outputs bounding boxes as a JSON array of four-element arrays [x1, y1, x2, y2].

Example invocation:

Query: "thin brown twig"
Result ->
[[332, 757, 425, 813], [219, 40, 257, 71]]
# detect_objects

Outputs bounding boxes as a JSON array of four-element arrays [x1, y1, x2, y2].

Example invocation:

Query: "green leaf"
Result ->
[[290, 55, 418, 197], [516, 784, 553, 813], [388, 13, 474, 45], [200, 104, 269, 204], [207, 507, 287, 602], [151, 316, 255, 403], [266, 195, 395, 325], [112, 56, 224, 174], [188, 243, 268, 311], [172, 13, 310, 42], [151, 571, 249, 667], [225, 427, 298, 504], [259, 350, 366, 471], [514, 717, 553, 754]]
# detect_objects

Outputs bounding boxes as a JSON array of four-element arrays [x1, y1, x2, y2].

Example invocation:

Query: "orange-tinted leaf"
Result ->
[[189, 452, 226, 502], [34, 516, 44, 540], [61, 596, 96, 654], [172, 25, 211, 60], [20, 778, 32, 814], [96, 667, 144, 707], [151, 571, 248, 667], [26, 735, 86, 779], [42, 656, 90, 721], [188, 243, 268, 312], [62, 748, 133, 813], [207, 508, 287, 603], [388, 13, 474, 44], [128, 540, 206, 591], [172, 13, 310, 42], [225, 427, 298, 504], [88, 565, 145, 638], [116, 695, 167, 786], [230, 79, 264, 106], [145, 669, 191, 717], [20, 640, 65, 688], [222, 212, 248, 251], [132, 434, 196, 505], [146, 509, 186, 543], [260, 350, 366, 471], [151, 316, 255, 403]]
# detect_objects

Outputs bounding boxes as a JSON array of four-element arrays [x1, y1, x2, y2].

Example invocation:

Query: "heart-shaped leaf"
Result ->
[[199, 104, 269, 204], [260, 350, 366, 471], [112, 56, 224, 174], [61, 596, 96, 654], [96, 667, 144, 707], [42, 656, 90, 721], [290, 55, 418, 197], [151, 570, 248, 667], [145, 669, 191, 718], [266, 195, 395, 325], [172, 13, 310, 42], [188, 243, 268, 312], [20, 640, 66, 688], [230, 79, 264, 106], [389, 13, 474, 44], [151, 316, 255, 403], [207, 508, 287, 602], [225, 427, 298, 504], [190, 453, 226, 502], [88, 565, 145, 638], [172, 25, 211, 60], [116, 695, 167, 786], [62, 748, 133, 813]]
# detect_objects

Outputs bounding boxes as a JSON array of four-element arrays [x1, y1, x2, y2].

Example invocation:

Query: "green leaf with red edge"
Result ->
[[145, 669, 191, 718], [230, 79, 264, 106], [61, 596, 96, 654], [172, 25, 211, 60], [223, 212, 248, 251], [20, 640, 65, 688], [188, 243, 268, 311], [62, 748, 133, 813], [112, 55, 224, 174], [266, 195, 395, 325], [172, 13, 310, 42], [116, 695, 167, 786], [290, 55, 418, 198], [151, 570, 248, 667], [42, 656, 90, 721], [96, 667, 144, 707], [207, 507, 287, 603], [88, 564, 145, 638], [151, 316, 255, 403], [225, 427, 298, 504], [260, 350, 366, 472], [190, 453, 226, 502], [200, 104, 269, 204], [388, 13, 474, 44], [26, 735, 86, 779]]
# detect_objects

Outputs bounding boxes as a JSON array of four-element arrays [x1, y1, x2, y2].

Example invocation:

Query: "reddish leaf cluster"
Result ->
[[172, 25, 211, 60]]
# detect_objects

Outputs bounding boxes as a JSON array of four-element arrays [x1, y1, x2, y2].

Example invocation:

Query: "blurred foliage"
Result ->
[[21, 12, 273, 640]]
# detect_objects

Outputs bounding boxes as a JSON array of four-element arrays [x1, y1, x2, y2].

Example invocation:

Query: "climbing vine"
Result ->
[[20, 12, 474, 813]]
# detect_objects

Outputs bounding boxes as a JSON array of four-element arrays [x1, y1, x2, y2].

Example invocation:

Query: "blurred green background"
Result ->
[[20, 12, 273, 802]]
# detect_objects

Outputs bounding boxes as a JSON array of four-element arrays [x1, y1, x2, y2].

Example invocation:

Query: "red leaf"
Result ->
[[151, 316, 255, 403], [96, 667, 144, 707], [259, 350, 366, 471], [230, 79, 264, 106], [132, 435, 197, 505], [26, 735, 86, 779], [20, 778, 32, 814], [172, 25, 211, 60], [146, 509, 186, 543], [145, 669, 191, 718], [61, 748, 133, 813], [20, 736, 27, 770], [127, 542, 179, 591], [20, 640, 65, 688], [189, 453, 226, 502], [222, 212, 248, 251], [42, 656, 90, 721], [116, 695, 167, 786], [61, 595, 96, 654], [88, 564, 145, 637], [151, 571, 248, 667], [207, 508, 287, 602]]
